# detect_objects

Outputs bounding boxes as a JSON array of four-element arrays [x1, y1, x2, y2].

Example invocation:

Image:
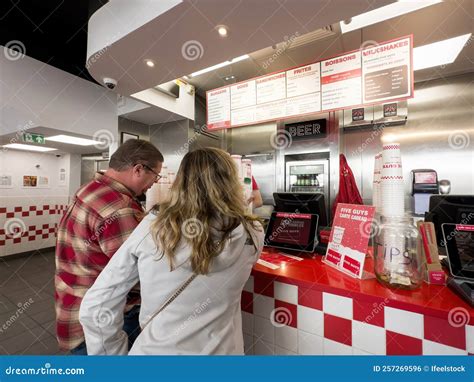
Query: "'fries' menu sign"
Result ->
[[323, 204, 376, 279]]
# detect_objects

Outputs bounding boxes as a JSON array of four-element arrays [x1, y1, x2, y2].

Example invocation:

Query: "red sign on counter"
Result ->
[[323, 203, 375, 279]]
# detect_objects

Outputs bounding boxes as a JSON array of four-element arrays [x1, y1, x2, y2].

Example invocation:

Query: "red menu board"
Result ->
[[323, 204, 375, 279], [206, 35, 413, 130]]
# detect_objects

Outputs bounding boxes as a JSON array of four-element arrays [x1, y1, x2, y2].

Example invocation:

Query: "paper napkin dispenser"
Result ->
[[411, 169, 439, 216]]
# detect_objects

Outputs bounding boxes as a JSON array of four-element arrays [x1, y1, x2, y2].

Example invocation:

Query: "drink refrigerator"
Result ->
[[285, 156, 330, 215]]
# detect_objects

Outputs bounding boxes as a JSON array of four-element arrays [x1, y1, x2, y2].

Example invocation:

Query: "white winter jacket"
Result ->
[[79, 213, 264, 355]]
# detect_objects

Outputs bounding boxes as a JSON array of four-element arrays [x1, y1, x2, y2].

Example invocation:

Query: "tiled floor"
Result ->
[[0, 248, 62, 355]]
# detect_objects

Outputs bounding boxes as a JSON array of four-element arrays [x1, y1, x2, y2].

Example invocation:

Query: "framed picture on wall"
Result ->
[[121, 132, 139, 143], [22, 175, 38, 188]]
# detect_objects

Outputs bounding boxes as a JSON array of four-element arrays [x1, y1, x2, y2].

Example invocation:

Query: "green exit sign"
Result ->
[[22, 133, 45, 144]]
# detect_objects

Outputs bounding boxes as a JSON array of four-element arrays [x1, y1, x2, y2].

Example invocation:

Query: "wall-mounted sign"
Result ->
[[383, 103, 398, 117], [59, 168, 67, 186], [22, 133, 45, 144], [22, 175, 38, 188], [38, 176, 50, 188], [362, 39, 412, 104], [206, 35, 413, 130], [352, 108, 365, 122], [285, 119, 327, 141], [0, 175, 13, 188]]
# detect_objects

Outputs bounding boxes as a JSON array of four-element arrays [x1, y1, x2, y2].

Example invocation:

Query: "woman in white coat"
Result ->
[[79, 148, 264, 355]]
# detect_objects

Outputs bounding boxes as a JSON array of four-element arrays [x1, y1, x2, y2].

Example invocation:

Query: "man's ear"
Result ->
[[131, 164, 141, 176]]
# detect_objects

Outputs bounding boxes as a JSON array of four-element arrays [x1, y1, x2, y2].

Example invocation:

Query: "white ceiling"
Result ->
[[187, 0, 474, 96], [86, 0, 395, 95], [0, 127, 107, 155], [120, 105, 187, 125]]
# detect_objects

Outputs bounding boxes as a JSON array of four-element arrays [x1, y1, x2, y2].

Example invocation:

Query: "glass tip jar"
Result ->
[[374, 215, 422, 290]]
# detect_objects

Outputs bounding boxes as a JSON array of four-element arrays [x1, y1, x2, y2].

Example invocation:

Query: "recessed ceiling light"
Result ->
[[224, 75, 235, 81], [413, 33, 472, 71], [340, 0, 441, 34], [46, 135, 101, 146], [3, 143, 57, 152], [190, 55, 249, 77], [216, 25, 228, 37], [145, 59, 155, 68]]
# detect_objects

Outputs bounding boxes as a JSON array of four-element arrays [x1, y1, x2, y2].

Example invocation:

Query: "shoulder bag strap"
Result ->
[[140, 273, 197, 331]]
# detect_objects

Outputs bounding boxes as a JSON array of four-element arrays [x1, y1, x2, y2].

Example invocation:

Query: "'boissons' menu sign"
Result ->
[[206, 36, 413, 130]]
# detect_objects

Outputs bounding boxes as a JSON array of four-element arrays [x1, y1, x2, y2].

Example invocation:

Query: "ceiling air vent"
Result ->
[[275, 26, 335, 51]]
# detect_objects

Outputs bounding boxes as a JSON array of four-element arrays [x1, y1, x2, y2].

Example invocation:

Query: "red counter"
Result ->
[[241, 247, 473, 355]]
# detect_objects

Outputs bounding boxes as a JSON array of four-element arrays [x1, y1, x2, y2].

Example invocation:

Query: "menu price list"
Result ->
[[207, 36, 413, 129], [364, 65, 408, 101]]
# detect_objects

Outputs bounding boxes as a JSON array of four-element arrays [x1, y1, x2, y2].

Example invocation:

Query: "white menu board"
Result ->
[[206, 36, 413, 130], [256, 73, 286, 104], [207, 87, 231, 129], [286, 63, 321, 98], [362, 37, 411, 103], [285, 92, 321, 116], [231, 80, 256, 109], [321, 51, 362, 110], [231, 106, 256, 126], [256, 99, 286, 122]]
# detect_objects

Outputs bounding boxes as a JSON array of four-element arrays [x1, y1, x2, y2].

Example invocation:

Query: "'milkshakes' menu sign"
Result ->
[[362, 37, 411, 104], [206, 35, 413, 130]]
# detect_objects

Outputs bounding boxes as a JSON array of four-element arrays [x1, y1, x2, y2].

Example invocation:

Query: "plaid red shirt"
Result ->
[[55, 172, 144, 351]]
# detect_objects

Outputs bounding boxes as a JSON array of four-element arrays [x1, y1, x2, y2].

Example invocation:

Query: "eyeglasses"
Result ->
[[137, 163, 162, 183]]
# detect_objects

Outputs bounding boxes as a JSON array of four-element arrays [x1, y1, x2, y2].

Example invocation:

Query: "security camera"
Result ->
[[55, 154, 61, 158], [102, 77, 117, 90]]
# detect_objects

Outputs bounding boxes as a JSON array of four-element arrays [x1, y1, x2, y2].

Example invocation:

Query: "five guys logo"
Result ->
[[383, 103, 397, 117], [352, 108, 364, 121]]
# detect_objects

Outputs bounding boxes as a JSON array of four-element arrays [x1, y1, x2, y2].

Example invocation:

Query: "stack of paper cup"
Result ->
[[372, 152, 382, 211], [242, 159, 253, 214], [231, 155, 243, 180], [380, 143, 404, 217]]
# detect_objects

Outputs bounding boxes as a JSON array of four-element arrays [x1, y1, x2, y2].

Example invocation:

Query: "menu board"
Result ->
[[286, 63, 320, 98], [362, 37, 411, 103], [256, 73, 286, 104], [231, 80, 256, 109], [321, 52, 361, 110], [206, 35, 413, 130], [207, 87, 231, 129]]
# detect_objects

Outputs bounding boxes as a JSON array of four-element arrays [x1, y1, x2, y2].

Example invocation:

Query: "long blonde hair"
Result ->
[[152, 148, 261, 274]]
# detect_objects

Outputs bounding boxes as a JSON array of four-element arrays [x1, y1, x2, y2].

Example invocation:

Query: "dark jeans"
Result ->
[[70, 305, 141, 355]]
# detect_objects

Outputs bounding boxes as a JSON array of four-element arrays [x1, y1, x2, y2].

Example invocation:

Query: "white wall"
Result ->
[[132, 82, 195, 121], [0, 46, 118, 139], [0, 150, 80, 198], [0, 150, 80, 257], [342, 73, 474, 208]]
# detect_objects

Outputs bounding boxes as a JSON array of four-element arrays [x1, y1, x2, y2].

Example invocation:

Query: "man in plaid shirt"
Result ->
[[55, 139, 164, 354]]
